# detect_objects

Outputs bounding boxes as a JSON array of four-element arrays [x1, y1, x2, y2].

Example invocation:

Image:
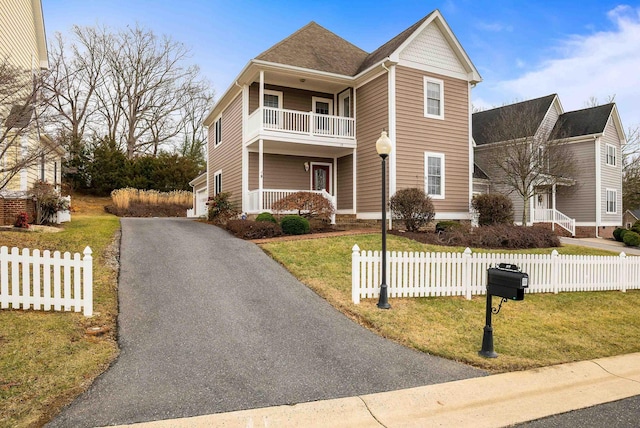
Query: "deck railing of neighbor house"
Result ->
[[533, 208, 575, 236], [351, 246, 638, 304], [247, 107, 355, 139], [0, 246, 93, 316], [247, 189, 336, 223]]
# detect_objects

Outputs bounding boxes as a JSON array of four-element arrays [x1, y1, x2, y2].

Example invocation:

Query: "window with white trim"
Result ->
[[214, 170, 222, 196], [606, 144, 617, 166], [213, 117, 222, 147], [424, 77, 444, 119], [606, 189, 617, 214], [424, 152, 445, 199]]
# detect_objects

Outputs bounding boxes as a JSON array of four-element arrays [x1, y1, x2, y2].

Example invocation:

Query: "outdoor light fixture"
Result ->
[[304, 162, 310, 172], [376, 130, 392, 309]]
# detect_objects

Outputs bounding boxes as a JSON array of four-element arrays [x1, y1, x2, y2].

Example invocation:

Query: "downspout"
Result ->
[[382, 61, 395, 230], [595, 135, 601, 238]]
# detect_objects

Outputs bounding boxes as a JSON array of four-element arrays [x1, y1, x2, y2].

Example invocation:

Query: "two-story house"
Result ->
[[473, 94, 625, 238], [202, 10, 481, 224], [0, 0, 65, 224]]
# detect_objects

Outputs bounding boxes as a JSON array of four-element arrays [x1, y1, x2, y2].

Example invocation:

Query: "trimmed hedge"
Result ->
[[623, 230, 640, 247], [281, 215, 310, 235], [471, 193, 514, 226], [256, 212, 277, 223], [441, 225, 560, 249], [225, 219, 282, 239], [389, 187, 435, 232], [613, 227, 626, 242]]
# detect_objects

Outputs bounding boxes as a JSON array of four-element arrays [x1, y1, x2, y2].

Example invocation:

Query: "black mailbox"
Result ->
[[487, 264, 529, 301]]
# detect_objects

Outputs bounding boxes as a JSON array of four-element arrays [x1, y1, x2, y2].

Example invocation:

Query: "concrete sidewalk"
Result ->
[[111, 353, 640, 428], [560, 237, 640, 256]]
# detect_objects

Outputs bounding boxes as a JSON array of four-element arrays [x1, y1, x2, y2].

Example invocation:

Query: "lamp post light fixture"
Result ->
[[376, 130, 392, 309]]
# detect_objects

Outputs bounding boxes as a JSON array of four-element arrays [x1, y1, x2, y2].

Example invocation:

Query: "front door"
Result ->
[[312, 165, 330, 192], [536, 191, 549, 210]]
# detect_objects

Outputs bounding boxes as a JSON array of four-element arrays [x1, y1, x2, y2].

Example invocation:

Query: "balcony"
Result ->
[[247, 107, 355, 144]]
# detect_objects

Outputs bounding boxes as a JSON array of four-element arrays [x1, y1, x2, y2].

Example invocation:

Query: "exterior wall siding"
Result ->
[[556, 141, 597, 222], [209, 94, 243, 206], [337, 154, 353, 210], [0, 0, 40, 70], [395, 66, 470, 214], [355, 74, 388, 213], [249, 83, 335, 114], [600, 118, 623, 224], [248, 153, 333, 191]]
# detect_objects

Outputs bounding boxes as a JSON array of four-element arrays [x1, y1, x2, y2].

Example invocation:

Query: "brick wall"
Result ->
[[1, 198, 36, 226]]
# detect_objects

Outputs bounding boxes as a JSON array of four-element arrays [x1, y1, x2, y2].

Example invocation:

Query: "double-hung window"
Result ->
[[424, 152, 445, 199], [606, 144, 617, 166], [214, 170, 222, 196], [424, 77, 444, 119], [606, 189, 617, 214], [213, 117, 222, 147]]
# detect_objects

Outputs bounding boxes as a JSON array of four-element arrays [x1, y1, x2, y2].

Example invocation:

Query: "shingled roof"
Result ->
[[472, 94, 557, 146], [551, 103, 614, 139], [255, 22, 369, 76]]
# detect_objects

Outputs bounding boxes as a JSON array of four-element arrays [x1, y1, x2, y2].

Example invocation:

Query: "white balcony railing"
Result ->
[[246, 189, 336, 224], [248, 107, 355, 140], [533, 208, 575, 236]]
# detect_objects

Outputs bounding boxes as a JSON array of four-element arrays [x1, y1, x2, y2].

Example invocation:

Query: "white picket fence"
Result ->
[[0, 246, 93, 316], [351, 245, 640, 304]]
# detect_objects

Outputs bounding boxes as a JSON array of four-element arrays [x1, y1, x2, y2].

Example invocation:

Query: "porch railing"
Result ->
[[247, 107, 355, 139], [533, 208, 575, 236], [246, 189, 336, 223]]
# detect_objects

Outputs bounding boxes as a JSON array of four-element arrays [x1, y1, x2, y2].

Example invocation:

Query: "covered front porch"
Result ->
[[242, 138, 356, 220], [531, 182, 576, 236]]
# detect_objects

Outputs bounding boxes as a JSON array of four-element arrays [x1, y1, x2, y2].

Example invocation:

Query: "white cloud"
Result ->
[[475, 21, 513, 32], [479, 5, 640, 129]]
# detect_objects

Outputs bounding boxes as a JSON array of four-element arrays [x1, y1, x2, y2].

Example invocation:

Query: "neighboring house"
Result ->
[[0, 0, 65, 225], [201, 10, 481, 224], [473, 94, 625, 238], [623, 209, 640, 229]]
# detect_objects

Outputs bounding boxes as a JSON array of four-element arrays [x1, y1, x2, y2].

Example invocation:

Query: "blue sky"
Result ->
[[42, 0, 640, 130]]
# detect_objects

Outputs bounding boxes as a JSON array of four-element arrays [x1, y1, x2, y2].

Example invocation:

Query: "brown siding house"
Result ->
[[200, 10, 481, 224]]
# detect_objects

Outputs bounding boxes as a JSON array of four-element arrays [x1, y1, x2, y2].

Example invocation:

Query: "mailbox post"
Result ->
[[479, 264, 529, 358]]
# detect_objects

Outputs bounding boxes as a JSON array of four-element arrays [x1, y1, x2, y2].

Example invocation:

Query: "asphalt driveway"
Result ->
[[49, 218, 484, 427]]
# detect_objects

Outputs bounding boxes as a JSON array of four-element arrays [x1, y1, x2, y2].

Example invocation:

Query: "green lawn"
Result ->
[[261, 234, 640, 372], [0, 196, 120, 428]]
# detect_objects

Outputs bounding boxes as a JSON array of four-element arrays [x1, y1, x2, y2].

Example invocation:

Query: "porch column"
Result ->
[[552, 184, 557, 210], [258, 139, 264, 211], [352, 149, 357, 214], [259, 71, 264, 109]]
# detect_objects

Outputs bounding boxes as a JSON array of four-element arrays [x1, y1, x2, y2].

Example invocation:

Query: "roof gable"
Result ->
[[357, 10, 480, 82], [473, 94, 558, 146], [551, 104, 615, 139], [255, 22, 368, 76]]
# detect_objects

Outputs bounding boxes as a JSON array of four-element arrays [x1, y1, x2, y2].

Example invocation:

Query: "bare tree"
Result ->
[[46, 24, 213, 161], [475, 101, 576, 226], [0, 58, 58, 192], [177, 83, 214, 164], [103, 25, 206, 158], [623, 125, 640, 211], [45, 28, 108, 147]]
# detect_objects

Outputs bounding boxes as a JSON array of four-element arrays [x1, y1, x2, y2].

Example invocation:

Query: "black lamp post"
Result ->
[[376, 131, 392, 310]]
